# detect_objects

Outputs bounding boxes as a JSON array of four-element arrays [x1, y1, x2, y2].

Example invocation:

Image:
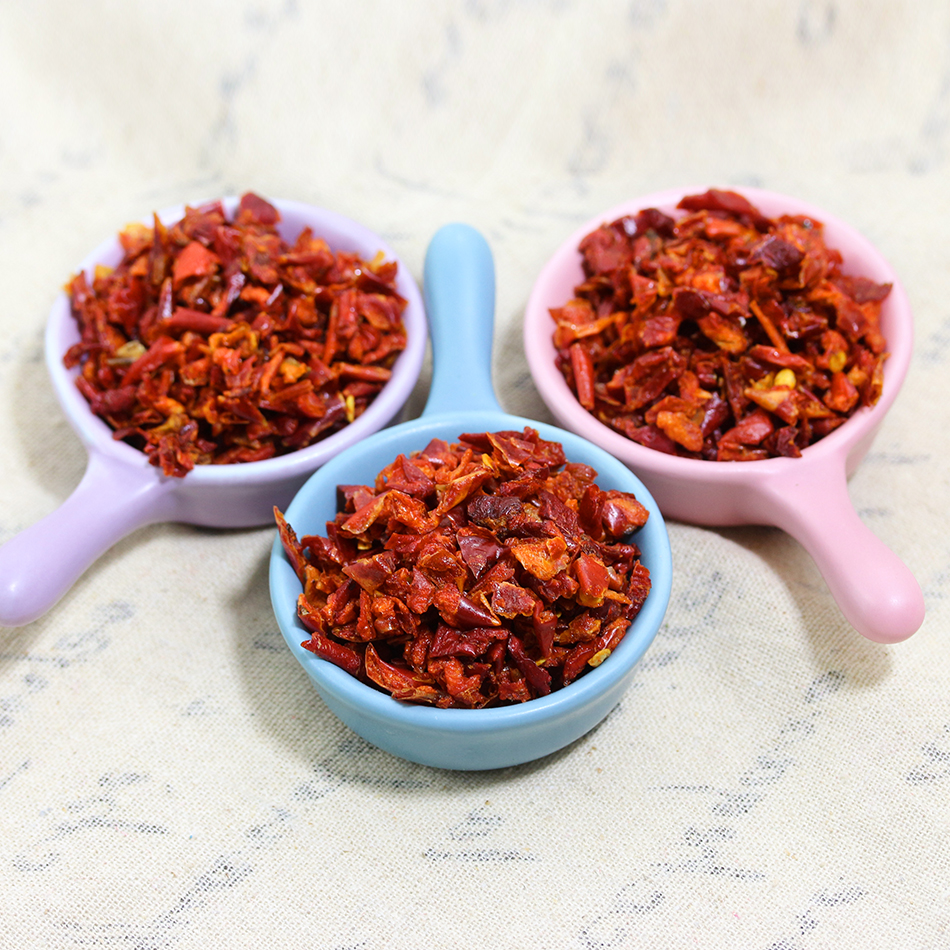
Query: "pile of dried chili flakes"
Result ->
[[275, 427, 652, 707], [551, 189, 891, 461], [64, 192, 408, 477]]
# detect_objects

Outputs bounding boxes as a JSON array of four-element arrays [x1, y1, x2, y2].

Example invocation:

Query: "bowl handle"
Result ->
[[0, 451, 175, 627], [422, 223, 503, 416], [753, 458, 924, 643]]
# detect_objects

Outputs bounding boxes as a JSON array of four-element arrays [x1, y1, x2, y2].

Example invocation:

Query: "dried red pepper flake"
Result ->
[[276, 428, 652, 708], [64, 192, 408, 476], [550, 190, 891, 461]]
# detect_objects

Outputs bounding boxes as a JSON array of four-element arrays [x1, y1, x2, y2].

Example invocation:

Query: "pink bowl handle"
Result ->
[[0, 452, 175, 627], [750, 457, 924, 643]]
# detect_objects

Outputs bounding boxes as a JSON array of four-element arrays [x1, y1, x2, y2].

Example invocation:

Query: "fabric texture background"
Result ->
[[1, 2, 947, 947]]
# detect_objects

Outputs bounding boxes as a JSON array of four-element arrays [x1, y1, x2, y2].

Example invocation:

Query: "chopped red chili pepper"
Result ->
[[64, 193, 408, 476], [276, 428, 652, 707], [550, 189, 891, 460]]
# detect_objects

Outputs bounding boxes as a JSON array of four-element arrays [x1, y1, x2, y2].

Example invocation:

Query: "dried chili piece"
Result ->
[[276, 428, 652, 708], [550, 190, 891, 461], [64, 193, 408, 476]]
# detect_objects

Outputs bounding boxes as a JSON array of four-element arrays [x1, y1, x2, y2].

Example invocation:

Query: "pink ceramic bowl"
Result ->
[[524, 186, 923, 644], [0, 197, 427, 627]]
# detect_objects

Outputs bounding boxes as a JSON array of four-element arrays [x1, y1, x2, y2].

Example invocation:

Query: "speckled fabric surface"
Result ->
[[1, 3, 947, 947]]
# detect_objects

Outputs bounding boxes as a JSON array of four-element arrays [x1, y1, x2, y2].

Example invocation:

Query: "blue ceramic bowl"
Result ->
[[269, 224, 672, 770]]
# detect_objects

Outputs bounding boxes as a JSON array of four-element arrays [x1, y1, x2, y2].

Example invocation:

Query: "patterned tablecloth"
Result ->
[[1, 3, 947, 947]]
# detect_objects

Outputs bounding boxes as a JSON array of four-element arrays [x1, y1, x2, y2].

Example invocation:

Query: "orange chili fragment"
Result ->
[[276, 428, 652, 707], [550, 189, 891, 460], [64, 193, 408, 476]]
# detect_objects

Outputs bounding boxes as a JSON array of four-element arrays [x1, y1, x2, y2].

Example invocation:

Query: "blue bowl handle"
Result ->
[[422, 223, 503, 417]]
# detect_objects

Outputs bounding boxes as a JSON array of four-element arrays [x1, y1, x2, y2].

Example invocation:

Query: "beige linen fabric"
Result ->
[[1, 2, 947, 947]]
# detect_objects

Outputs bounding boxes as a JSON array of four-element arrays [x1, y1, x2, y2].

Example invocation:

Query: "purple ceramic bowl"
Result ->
[[0, 197, 427, 627]]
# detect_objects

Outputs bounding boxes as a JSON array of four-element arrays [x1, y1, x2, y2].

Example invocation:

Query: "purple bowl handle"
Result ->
[[750, 457, 924, 643], [0, 452, 176, 627]]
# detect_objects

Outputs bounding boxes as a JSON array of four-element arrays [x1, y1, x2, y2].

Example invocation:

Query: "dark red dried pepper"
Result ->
[[64, 193, 408, 476], [276, 428, 652, 707], [550, 189, 891, 461]]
